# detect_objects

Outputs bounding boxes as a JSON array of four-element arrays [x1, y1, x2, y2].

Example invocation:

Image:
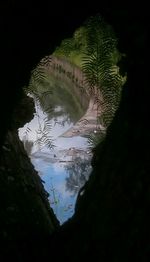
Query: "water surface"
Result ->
[[19, 80, 92, 224]]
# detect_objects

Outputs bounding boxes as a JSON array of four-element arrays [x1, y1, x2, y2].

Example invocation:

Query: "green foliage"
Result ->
[[34, 111, 55, 150], [23, 15, 127, 152], [54, 38, 76, 58], [81, 15, 126, 127], [39, 72, 85, 122], [53, 28, 85, 67], [24, 64, 55, 151], [73, 26, 88, 51], [53, 15, 126, 127], [25, 64, 54, 115]]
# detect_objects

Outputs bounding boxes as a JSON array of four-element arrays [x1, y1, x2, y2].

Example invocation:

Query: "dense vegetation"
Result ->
[[24, 15, 126, 149], [53, 15, 126, 145]]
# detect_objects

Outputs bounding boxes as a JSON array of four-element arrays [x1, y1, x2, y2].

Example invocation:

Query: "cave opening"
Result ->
[[18, 61, 93, 224], [16, 14, 126, 225], [0, 0, 148, 260]]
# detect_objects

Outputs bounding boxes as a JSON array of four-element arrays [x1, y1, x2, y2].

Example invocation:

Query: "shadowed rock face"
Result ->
[[11, 93, 35, 130], [0, 1, 149, 261], [0, 91, 59, 260]]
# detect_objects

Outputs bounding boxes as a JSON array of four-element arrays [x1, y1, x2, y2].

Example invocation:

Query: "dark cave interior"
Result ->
[[0, 1, 149, 261]]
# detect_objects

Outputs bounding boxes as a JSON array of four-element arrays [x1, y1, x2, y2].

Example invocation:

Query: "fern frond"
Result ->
[[82, 15, 125, 128]]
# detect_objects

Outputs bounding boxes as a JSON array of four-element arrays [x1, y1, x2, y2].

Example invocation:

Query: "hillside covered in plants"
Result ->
[[53, 15, 126, 129]]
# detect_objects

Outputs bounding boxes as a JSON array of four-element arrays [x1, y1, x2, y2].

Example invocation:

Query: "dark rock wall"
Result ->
[[0, 94, 59, 260], [49, 4, 149, 261]]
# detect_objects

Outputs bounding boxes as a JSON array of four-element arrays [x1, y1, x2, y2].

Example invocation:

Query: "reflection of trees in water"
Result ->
[[41, 83, 83, 125], [53, 114, 73, 127], [23, 67, 85, 151], [65, 157, 92, 195]]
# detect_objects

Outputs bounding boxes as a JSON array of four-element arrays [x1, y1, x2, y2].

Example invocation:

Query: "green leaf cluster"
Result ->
[[53, 15, 126, 128]]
